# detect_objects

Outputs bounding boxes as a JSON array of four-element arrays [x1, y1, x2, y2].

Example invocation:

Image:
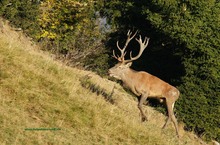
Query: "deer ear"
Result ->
[[126, 62, 132, 67]]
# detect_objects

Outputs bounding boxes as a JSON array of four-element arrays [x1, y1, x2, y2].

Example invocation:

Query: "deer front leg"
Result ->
[[138, 95, 148, 122]]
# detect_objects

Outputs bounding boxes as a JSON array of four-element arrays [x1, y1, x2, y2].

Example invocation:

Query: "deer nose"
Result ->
[[108, 69, 113, 75]]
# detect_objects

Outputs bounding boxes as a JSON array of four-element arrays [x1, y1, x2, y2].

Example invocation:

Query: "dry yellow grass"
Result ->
[[0, 21, 211, 145]]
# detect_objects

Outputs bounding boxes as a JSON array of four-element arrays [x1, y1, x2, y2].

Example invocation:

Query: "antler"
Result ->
[[112, 30, 138, 62], [112, 30, 150, 63], [125, 35, 150, 63]]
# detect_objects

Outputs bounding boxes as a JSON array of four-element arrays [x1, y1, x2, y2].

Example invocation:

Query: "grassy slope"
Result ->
[[0, 22, 208, 144]]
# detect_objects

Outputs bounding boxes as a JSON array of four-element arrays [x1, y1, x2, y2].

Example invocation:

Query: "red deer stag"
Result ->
[[108, 30, 180, 137]]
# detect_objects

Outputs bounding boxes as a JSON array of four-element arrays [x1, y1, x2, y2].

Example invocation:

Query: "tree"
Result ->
[[0, 0, 110, 74], [102, 0, 220, 141], [0, 0, 41, 38], [37, 0, 109, 73]]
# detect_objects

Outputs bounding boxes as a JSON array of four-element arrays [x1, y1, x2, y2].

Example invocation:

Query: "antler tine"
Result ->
[[113, 30, 141, 62], [127, 30, 138, 41], [116, 40, 126, 60], [143, 36, 150, 46], [116, 41, 123, 51], [114, 30, 138, 62], [112, 49, 123, 61], [121, 30, 138, 54], [127, 30, 131, 35], [112, 50, 117, 59], [125, 35, 150, 62]]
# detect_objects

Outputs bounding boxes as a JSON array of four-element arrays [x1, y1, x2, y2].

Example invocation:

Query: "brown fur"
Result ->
[[109, 30, 180, 137], [109, 62, 180, 137]]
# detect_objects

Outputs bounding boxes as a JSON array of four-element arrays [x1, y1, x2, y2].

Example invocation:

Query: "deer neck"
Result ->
[[121, 68, 137, 81]]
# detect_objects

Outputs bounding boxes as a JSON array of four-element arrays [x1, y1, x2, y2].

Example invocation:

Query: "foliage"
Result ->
[[0, 0, 110, 73], [37, 0, 110, 72], [0, 28, 205, 145], [101, 0, 220, 141], [144, 1, 220, 141], [1, 0, 219, 142], [37, 0, 92, 41], [0, 0, 41, 38]]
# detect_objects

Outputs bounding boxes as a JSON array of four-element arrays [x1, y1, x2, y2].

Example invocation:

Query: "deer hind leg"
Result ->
[[138, 95, 148, 122], [162, 101, 175, 129], [163, 99, 179, 137]]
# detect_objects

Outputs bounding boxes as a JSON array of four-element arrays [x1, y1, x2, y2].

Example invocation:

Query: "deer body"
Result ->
[[109, 30, 180, 137]]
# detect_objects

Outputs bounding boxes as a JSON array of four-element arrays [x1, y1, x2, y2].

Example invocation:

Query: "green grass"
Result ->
[[0, 24, 209, 144]]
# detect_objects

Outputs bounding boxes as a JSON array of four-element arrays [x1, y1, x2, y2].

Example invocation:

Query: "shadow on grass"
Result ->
[[79, 75, 115, 104]]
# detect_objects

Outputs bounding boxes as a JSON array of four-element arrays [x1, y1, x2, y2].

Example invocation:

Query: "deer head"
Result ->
[[108, 30, 150, 80]]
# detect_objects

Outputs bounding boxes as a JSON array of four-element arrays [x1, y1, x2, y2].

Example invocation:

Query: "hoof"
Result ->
[[176, 133, 180, 138], [141, 116, 148, 122]]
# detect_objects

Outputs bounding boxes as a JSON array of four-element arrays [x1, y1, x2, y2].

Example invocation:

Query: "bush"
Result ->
[[0, 0, 41, 38], [101, 0, 220, 141], [0, 0, 110, 75]]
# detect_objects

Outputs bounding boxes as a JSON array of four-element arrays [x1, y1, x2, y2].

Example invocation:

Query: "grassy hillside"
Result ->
[[0, 22, 209, 144]]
